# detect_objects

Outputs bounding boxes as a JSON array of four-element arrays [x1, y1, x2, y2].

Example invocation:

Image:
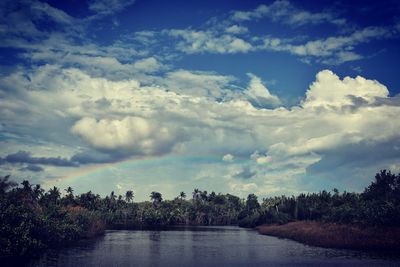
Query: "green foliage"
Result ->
[[1, 170, 400, 258], [254, 170, 400, 227], [0, 179, 105, 258]]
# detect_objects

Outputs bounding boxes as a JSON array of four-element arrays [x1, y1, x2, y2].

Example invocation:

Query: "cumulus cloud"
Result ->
[[225, 25, 248, 34], [302, 69, 389, 109], [1, 0, 399, 198], [251, 151, 272, 164], [245, 73, 281, 107], [132, 57, 164, 73], [71, 116, 180, 156], [2, 61, 400, 195], [165, 70, 234, 98]]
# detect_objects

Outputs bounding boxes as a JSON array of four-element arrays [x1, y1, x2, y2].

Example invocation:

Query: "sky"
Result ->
[[0, 0, 400, 201]]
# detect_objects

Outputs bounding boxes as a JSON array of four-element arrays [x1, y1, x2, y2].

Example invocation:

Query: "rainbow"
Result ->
[[44, 154, 250, 187]]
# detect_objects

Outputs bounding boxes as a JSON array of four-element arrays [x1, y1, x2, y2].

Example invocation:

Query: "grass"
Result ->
[[256, 221, 400, 250]]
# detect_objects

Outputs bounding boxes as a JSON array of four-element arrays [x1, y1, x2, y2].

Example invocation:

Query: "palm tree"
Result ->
[[150, 191, 162, 204], [200, 190, 208, 201], [48, 186, 61, 205], [79, 191, 99, 210], [0, 175, 17, 194], [125, 190, 134, 203], [192, 188, 200, 200], [21, 180, 32, 193], [65, 186, 74, 196], [33, 184, 44, 200], [19, 180, 36, 204], [63, 186, 75, 205], [246, 193, 260, 211], [179, 191, 186, 200]]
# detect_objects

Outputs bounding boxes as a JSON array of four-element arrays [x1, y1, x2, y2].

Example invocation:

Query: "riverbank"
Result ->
[[256, 221, 400, 250]]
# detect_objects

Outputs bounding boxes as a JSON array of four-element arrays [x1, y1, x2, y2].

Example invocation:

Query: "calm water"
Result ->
[[23, 226, 400, 266]]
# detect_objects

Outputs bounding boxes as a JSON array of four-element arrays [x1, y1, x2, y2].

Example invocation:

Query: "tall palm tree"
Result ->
[[200, 190, 208, 201], [48, 186, 61, 205], [0, 175, 16, 194], [179, 191, 186, 200], [125, 190, 134, 203], [21, 180, 32, 192], [150, 191, 162, 203], [63, 186, 75, 205], [192, 188, 200, 200], [65, 186, 74, 196], [20, 180, 35, 204], [33, 184, 44, 200]]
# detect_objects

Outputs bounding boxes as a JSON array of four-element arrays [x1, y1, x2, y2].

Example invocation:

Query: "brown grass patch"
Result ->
[[256, 221, 400, 250]]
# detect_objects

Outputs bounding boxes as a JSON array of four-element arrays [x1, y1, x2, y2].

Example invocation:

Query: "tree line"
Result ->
[[1, 170, 400, 258]]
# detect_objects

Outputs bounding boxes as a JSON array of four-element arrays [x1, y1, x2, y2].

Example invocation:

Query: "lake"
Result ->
[[25, 226, 400, 266]]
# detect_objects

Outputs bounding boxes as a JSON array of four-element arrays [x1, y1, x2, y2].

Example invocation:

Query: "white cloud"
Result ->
[[165, 69, 234, 98], [88, 0, 136, 16], [1, 0, 399, 198], [71, 116, 179, 155], [27, 49, 162, 78], [302, 69, 389, 109], [231, 4, 269, 22], [250, 151, 272, 164], [261, 27, 391, 64], [167, 29, 252, 54], [245, 73, 281, 107], [225, 25, 248, 34], [222, 154, 234, 162], [132, 57, 163, 73], [231, 1, 345, 27], [2, 65, 400, 196]]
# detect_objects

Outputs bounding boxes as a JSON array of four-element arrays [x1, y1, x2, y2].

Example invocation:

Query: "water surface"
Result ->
[[27, 226, 400, 266]]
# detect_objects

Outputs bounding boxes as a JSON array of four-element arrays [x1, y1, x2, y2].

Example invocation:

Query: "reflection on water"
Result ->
[[23, 226, 400, 267]]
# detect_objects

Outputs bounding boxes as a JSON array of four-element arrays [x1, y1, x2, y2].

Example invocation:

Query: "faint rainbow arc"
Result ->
[[44, 154, 250, 187]]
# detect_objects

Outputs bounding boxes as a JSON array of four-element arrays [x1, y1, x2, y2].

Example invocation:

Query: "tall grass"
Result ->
[[257, 221, 400, 250]]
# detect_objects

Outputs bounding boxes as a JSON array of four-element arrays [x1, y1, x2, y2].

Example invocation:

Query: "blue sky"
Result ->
[[0, 0, 400, 200]]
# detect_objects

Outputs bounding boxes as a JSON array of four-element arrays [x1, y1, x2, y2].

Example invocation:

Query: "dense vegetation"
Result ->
[[1, 170, 399, 258], [0, 177, 105, 257], [249, 170, 400, 228]]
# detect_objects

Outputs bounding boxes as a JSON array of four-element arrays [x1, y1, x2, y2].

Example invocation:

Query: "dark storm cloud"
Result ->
[[20, 164, 44, 172], [2, 151, 78, 167], [71, 150, 118, 164]]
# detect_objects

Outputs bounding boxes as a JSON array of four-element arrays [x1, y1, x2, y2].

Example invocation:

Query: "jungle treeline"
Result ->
[[1, 170, 400, 258]]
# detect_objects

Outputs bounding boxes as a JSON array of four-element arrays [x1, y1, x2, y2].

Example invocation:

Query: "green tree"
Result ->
[[0, 175, 17, 195], [150, 191, 162, 204], [246, 193, 260, 211], [125, 190, 134, 203], [47, 186, 61, 205]]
